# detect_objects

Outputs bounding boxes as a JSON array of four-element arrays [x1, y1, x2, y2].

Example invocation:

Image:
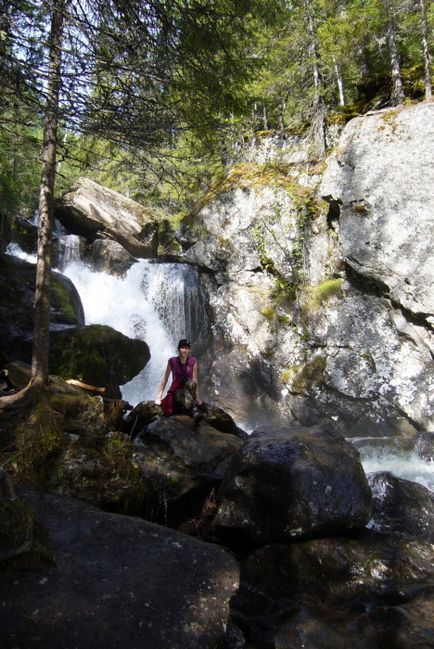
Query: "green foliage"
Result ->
[[301, 277, 344, 316]]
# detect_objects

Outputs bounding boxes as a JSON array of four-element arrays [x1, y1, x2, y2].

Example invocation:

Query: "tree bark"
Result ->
[[31, 0, 66, 385], [419, 0, 432, 100], [334, 59, 346, 106], [385, 10, 405, 105]]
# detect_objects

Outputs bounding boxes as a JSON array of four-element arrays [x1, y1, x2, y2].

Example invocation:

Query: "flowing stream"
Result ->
[[6, 237, 433, 492], [55, 235, 208, 404]]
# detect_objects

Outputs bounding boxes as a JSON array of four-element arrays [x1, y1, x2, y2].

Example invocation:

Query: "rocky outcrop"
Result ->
[[0, 253, 84, 364], [235, 532, 434, 649], [213, 426, 372, 546], [321, 103, 434, 321], [183, 104, 434, 436], [55, 177, 164, 258], [0, 486, 239, 649]]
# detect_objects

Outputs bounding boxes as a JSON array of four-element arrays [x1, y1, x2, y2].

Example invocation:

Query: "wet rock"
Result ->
[[203, 405, 250, 440], [368, 472, 434, 541], [0, 485, 239, 649], [133, 415, 243, 524], [55, 177, 163, 258], [11, 216, 38, 255], [49, 324, 150, 395], [123, 400, 163, 435], [413, 431, 434, 462], [81, 238, 138, 276], [213, 426, 372, 545], [236, 533, 434, 649]]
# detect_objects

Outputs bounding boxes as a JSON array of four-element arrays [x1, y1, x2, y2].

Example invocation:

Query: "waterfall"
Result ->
[[56, 234, 81, 271], [56, 239, 208, 406]]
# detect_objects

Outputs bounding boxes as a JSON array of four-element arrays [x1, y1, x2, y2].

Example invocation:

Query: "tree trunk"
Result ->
[[305, 0, 327, 157], [31, 0, 66, 385], [334, 58, 346, 106], [385, 13, 405, 105], [419, 0, 432, 100]]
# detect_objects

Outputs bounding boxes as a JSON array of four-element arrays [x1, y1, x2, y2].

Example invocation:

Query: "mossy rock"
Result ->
[[49, 324, 150, 389], [292, 354, 327, 393], [14, 400, 68, 483], [0, 253, 84, 364], [55, 432, 148, 514]]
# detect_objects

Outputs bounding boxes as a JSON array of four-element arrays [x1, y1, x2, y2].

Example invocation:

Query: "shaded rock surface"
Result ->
[[49, 324, 150, 396], [368, 471, 434, 541], [213, 426, 372, 545], [235, 533, 434, 649], [55, 177, 163, 258], [0, 486, 239, 649], [134, 415, 243, 523], [0, 253, 84, 363]]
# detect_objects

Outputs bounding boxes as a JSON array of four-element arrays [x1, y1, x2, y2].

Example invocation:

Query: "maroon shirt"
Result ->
[[161, 356, 197, 416]]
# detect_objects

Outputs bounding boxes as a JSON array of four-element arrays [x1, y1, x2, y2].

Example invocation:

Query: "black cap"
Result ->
[[177, 338, 191, 349]]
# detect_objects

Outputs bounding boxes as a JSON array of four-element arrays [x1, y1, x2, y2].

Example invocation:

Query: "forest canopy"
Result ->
[[0, 0, 433, 217]]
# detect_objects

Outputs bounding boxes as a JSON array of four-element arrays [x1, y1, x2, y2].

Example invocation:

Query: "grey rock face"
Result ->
[[0, 486, 239, 649], [321, 103, 434, 322], [213, 427, 372, 545], [185, 104, 434, 435], [55, 177, 160, 258]]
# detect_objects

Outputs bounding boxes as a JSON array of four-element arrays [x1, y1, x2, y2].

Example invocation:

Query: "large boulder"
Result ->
[[49, 324, 150, 395], [134, 415, 243, 523], [0, 253, 84, 363], [213, 426, 372, 545], [0, 486, 239, 649], [55, 178, 162, 258]]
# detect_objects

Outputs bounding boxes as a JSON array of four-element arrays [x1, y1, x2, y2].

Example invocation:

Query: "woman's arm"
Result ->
[[155, 362, 171, 404], [192, 361, 202, 405]]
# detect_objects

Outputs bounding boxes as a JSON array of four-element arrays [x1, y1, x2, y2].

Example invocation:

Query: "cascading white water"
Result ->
[[353, 438, 434, 492], [5, 239, 433, 493], [56, 237, 208, 405]]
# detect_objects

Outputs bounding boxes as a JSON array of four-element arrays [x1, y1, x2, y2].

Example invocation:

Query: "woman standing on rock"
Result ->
[[155, 339, 203, 420]]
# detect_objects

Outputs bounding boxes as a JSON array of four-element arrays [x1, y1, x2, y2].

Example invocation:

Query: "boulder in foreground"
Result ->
[[0, 486, 239, 649]]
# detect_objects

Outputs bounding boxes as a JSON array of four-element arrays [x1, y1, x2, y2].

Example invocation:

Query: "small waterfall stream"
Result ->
[[56, 237, 208, 405], [5, 236, 433, 492]]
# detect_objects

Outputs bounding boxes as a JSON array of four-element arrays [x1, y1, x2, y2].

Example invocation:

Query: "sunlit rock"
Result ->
[[55, 177, 162, 258]]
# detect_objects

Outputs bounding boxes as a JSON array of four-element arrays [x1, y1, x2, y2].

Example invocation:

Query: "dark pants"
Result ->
[[173, 379, 197, 415]]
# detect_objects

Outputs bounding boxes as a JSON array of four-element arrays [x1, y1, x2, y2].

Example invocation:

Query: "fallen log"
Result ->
[[66, 379, 107, 394]]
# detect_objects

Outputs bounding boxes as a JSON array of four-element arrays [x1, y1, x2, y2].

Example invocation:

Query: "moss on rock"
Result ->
[[14, 401, 67, 483], [49, 324, 150, 388]]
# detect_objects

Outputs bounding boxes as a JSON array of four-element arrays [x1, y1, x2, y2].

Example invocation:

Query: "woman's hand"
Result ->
[[155, 398, 162, 405]]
